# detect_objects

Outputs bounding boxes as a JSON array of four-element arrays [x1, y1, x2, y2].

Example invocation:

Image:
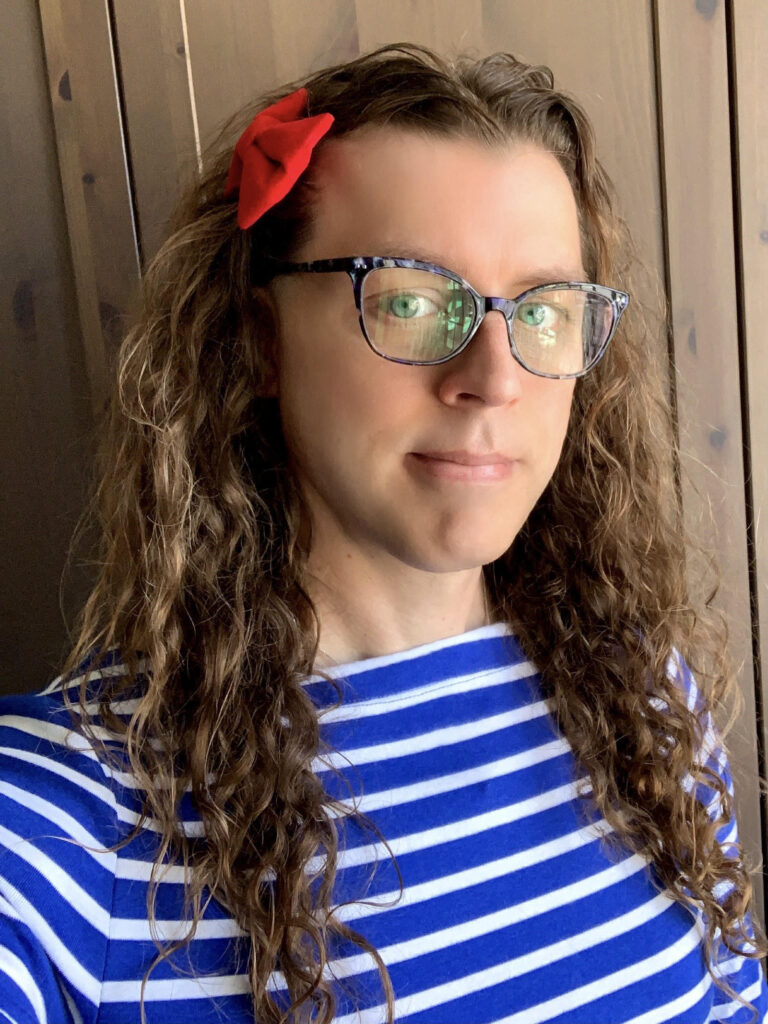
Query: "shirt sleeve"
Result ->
[[667, 650, 768, 1024], [0, 691, 121, 1024], [0, 892, 74, 1024]]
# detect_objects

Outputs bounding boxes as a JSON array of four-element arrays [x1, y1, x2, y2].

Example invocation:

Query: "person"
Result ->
[[0, 41, 765, 1024]]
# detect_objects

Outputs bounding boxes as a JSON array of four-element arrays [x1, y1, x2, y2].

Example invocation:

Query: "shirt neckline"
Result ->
[[308, 621, 514, 681]]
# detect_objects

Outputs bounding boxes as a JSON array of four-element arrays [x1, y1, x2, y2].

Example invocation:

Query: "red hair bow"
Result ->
[[225, 87, 334, 229]]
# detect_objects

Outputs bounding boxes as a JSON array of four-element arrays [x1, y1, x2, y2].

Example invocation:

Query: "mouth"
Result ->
[[413, 450, 516, 466], [408, 451, 517, 482]]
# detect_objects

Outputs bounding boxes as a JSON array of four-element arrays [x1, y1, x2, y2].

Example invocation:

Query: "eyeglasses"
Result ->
[[264, 256, 629, 379]]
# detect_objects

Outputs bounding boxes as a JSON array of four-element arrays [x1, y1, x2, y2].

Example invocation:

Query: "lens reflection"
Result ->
[[361, 268, 613, 375]]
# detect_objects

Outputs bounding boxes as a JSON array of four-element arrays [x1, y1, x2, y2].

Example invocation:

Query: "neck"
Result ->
[[306, 557, 493, 669]]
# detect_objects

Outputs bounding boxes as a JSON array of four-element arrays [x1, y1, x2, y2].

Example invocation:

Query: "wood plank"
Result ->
[[655, 0, 764, 921], [37, 0, 140, 408], [731, 0, 768, 896], [0, 0, 93, 692], [183, 0, 277, 147], [480, 0, 664, 295], [183, 0, 359, 146], [112, 0, 198, 262], [261, 0, 359, 88], [354, 0, 485, 56]]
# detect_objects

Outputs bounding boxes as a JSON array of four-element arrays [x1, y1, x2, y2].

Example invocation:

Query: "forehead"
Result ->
[[301, 127, 585, 285]]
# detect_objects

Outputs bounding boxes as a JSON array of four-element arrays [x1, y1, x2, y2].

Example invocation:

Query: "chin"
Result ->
[[399, 535, 517, 575]]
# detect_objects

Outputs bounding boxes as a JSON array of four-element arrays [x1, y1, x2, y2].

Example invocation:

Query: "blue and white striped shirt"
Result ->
[[0, 623, 765, 1022]]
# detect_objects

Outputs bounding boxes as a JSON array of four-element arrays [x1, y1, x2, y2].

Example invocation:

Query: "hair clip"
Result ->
[[224, 87, 334, 229]]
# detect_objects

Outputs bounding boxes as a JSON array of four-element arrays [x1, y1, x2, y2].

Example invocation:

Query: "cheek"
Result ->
[[540, 382, 576, 468], [275, 313, 409, 469]]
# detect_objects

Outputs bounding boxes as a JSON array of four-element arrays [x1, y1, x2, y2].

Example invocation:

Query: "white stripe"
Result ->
[[101, 970, 252, 1002], [0, 947, 49, 1024], [714, 951, 753, 978], [0, 892, 23, 923], [331, 851, 650, 979], [0, 780, 116, 862], [332, 737, 571, 815], [708, 975, 766, 1021], [317, 660, 538, 723], [81, 697, 140, 717], [0, 746, 118, 812], [333, 899, 701, 1024], [307, 622, 513, 683], [114, 857, 190, 883], [0, 739, 203, 837], [109, 915, 246, 941], [624, 971, 712, 1023], [0, 716, 120, 766], [493, 919, 705, 1024], [315, 699, 551, 771], [61, 983, 84, 1024], [0, 1012, 20, 1024], [337, 819, 615, 924], [39, 658, 141, 696], [0, 824, 110, 936], [310, 777, 592, 873], [0, 879, 101, 1005]]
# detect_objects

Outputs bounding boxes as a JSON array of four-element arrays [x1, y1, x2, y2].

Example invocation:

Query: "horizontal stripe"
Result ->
[[331, 736, 570, 815], [109, 915, 246, 941], [333, 901, 699, 1024], [331, 851, 651, 978], [336, 818, 614, 923], [1, 629, 764, 1024], [315, 699, 550, 771], [309, 776, 591, 873], [624, 971, 712, 1024], [101, 971, 252, 1003], [492, 920, 705, 1024], [316, 659, 537, 723]]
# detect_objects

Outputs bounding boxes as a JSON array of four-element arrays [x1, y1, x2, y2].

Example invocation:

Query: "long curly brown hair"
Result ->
[[61, 42, 764, 1024]]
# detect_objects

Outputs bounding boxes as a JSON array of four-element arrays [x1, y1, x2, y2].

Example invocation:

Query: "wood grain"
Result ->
[[38, 0, 140, 403], [480, 0, 664, 289], [0, 0, 93, 690], [185, 0, 359, 146], [732, 0, 768, 832], [354, 0, 485, 55], [5, 0, 765, 933], [655, 0, 764, 917], [112, 0, 198, 262]]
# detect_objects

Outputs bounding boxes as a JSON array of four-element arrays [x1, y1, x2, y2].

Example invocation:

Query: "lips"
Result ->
[[407, 450, 518, 483], [413, 450, 515, 466]]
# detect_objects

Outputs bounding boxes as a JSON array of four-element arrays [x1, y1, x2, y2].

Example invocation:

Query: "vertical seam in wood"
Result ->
[[105, 0, 143, 275], [178, 0, 202, 176], [650, 0, 683, 525], [724, 0, 768, 925]]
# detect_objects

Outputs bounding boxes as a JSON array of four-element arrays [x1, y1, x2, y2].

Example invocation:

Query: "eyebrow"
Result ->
[[362, 243, 586, 288]]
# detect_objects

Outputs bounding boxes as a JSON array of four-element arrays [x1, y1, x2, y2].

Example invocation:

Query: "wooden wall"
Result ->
[[1, 0, 765, 927]]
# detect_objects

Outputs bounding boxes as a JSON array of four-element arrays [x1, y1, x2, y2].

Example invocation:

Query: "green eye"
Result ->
[[518, 302, 549, 327], [388, 293, 426, 318]]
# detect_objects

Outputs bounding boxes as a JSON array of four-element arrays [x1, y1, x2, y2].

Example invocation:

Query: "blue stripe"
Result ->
[[0, 627, 764, 1023]]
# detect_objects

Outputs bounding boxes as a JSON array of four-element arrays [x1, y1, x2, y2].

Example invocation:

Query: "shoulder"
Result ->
[[0, 661, 140, 1020], [0, 655, 144, 851]]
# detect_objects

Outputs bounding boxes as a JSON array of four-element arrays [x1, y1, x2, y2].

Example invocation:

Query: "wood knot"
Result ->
[[58, 70, 72, 101]]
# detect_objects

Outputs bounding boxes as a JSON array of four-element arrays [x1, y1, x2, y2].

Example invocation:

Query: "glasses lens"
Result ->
[[361, 267, 474, 362], [512, 287, 614, 376]]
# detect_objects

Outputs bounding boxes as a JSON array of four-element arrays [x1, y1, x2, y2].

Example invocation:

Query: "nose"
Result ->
[[435, 309, 525, 407]]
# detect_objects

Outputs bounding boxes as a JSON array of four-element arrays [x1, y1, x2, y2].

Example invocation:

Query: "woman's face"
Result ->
[[269, 128, 582, 576]]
